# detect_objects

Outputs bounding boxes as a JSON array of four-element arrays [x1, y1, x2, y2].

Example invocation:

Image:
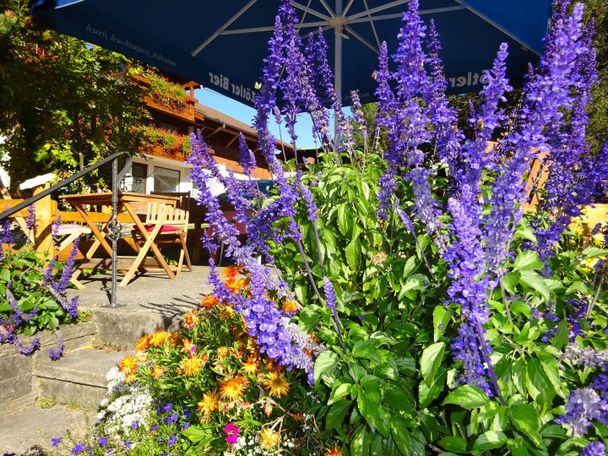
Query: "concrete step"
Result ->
[[0, 402, 88, 455], [33, 348, 129, 410]]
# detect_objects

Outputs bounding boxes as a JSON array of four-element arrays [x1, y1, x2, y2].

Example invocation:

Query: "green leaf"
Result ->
[[538, 353, 565, 398], [501, 271, 521, 294], [326, 399, 353, 431], [314, 350, 339, 384], [337, 203, 352, 237], [357, 387, 389, 437], [384, 383, 415, 412], [419, 369, 446, 409], [182, 425, 214, 444], [329, 382, 352, 405], [513, 250, 543, 270], [433, 306, 451, 342], [443, 385, 490, 410], [509, 403, 543, 447], [420, 342, 446, 387], [390, 417, 412, 456], [581, 246, 607, 259], [552, 319, 569, 349], [352, 338, 380, 359], [472, 431, 508, 450], [438, 436, 468, 453], [298, 306, 320, 332], [526, 358, 555, 410], [519, 270, 550, 300], [345, 238, 362, 271], [350, 425, 370, 456]]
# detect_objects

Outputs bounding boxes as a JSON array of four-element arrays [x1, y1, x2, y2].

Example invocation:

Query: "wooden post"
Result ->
[[33, 183, 54, 255]]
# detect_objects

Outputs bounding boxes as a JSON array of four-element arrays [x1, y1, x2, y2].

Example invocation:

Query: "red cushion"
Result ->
[[133, 224, 181, 233]]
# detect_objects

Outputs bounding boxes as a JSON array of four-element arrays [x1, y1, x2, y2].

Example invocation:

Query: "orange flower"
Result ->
[[282, 300, 299, 314], [149, 330, 171, 347], [151, 365, 165, 379], [223, 266, 239, 278], [178, 356, 203, 376], [201, 295, 219, 308], [225, 277, 247, 293], [324, 446, 344, 456], [197, 391, 219, 416], [135, 334, 151, 351], [263, 371, 290, 397], [219, 376, 248, 401], [259, 428, 281, 449], [182, 310, 200, 330], [241, 356, 258, 375], [119, 355, 140, 374]]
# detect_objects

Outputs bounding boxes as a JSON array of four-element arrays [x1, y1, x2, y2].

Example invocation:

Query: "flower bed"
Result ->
[[49, 0, 608, 454]]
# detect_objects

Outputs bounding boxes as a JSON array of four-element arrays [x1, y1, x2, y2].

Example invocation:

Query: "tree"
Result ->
[[0, 0, 148, 191]]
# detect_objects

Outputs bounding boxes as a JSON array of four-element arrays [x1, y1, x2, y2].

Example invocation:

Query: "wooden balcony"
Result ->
[[132, 73, 198, 123], [139, 142, 188, 162]]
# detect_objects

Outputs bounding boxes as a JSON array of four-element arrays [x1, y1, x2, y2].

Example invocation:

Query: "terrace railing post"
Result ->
[[110, 158, 120, 307]]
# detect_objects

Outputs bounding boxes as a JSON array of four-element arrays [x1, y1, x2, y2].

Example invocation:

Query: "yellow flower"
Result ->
[[219, 376, 248, 401], [216, 346, 231, 359], [149, 330, 171, 347], [259, 428, 280, 449], [263, 371, 290, 398], [324, 446, 344, 456], [125, 372, 137, 384], [181, 339, 197, 354], [282, 300, 299, 314], [178, 356, 203, 376], [151, 365, 165, 379], [135, 334, 151, 351], [182, 310, 200, 330], [197, 391, 219, 416], [119, 355, 140, 374], [262, 398, 273, 417], [220, 305, 235, 319], [241, 357, 258, 376]]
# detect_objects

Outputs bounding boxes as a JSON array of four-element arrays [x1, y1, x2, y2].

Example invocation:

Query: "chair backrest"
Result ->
[[150, 191, 190, 210], [146, 203, 189, 232]]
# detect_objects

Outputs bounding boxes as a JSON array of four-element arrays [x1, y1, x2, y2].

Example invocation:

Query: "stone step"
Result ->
[[0, 402, 88, 455], [33, 347, 129, 410]]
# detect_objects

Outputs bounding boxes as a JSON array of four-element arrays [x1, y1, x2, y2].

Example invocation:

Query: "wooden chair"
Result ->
[[127, 203, 192, 284]]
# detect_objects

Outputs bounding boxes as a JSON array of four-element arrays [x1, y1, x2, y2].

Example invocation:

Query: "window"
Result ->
[[131, 163, 147, 193], [154, 166, 180, 193]]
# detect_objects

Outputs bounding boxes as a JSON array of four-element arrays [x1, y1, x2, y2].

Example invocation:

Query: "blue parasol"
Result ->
[[32, 0, 552, 105]]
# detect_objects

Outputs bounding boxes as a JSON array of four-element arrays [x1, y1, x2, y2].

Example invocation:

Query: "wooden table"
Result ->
[[61, 192, 179, 286]]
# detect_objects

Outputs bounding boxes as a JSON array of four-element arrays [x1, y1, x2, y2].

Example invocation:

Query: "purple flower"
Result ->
[[322, 277, 337, 310], [47, 330, 63, 361], [163, 402, 173, 412], [71, 443, 84, 454], [582, 441, 606, 456], [166, 413, 178, 424], [26, 205, 36, 231], [51, 437, 62, 447], [168, 434, 177, 446], [130, 420, 139, 429], [97, 436, 107, 447], [556, 387, 607, 436]]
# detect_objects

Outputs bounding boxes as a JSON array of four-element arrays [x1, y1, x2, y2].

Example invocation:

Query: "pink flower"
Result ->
[[224, 422, 240, 445]]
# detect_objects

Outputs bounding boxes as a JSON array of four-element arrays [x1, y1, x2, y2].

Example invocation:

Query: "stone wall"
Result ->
[[0, 321, 96, 405]]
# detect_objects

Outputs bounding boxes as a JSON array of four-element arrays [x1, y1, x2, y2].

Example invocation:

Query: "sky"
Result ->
[[195, 87, 353, 150], [196, 87, 319, 150]]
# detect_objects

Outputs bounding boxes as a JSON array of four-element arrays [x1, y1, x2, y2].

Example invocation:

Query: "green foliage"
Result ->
[[143, 70, 188, 110], [0, 0, 148, 190], [0, 248, 77, 335], [270, 148, 608, 455]]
